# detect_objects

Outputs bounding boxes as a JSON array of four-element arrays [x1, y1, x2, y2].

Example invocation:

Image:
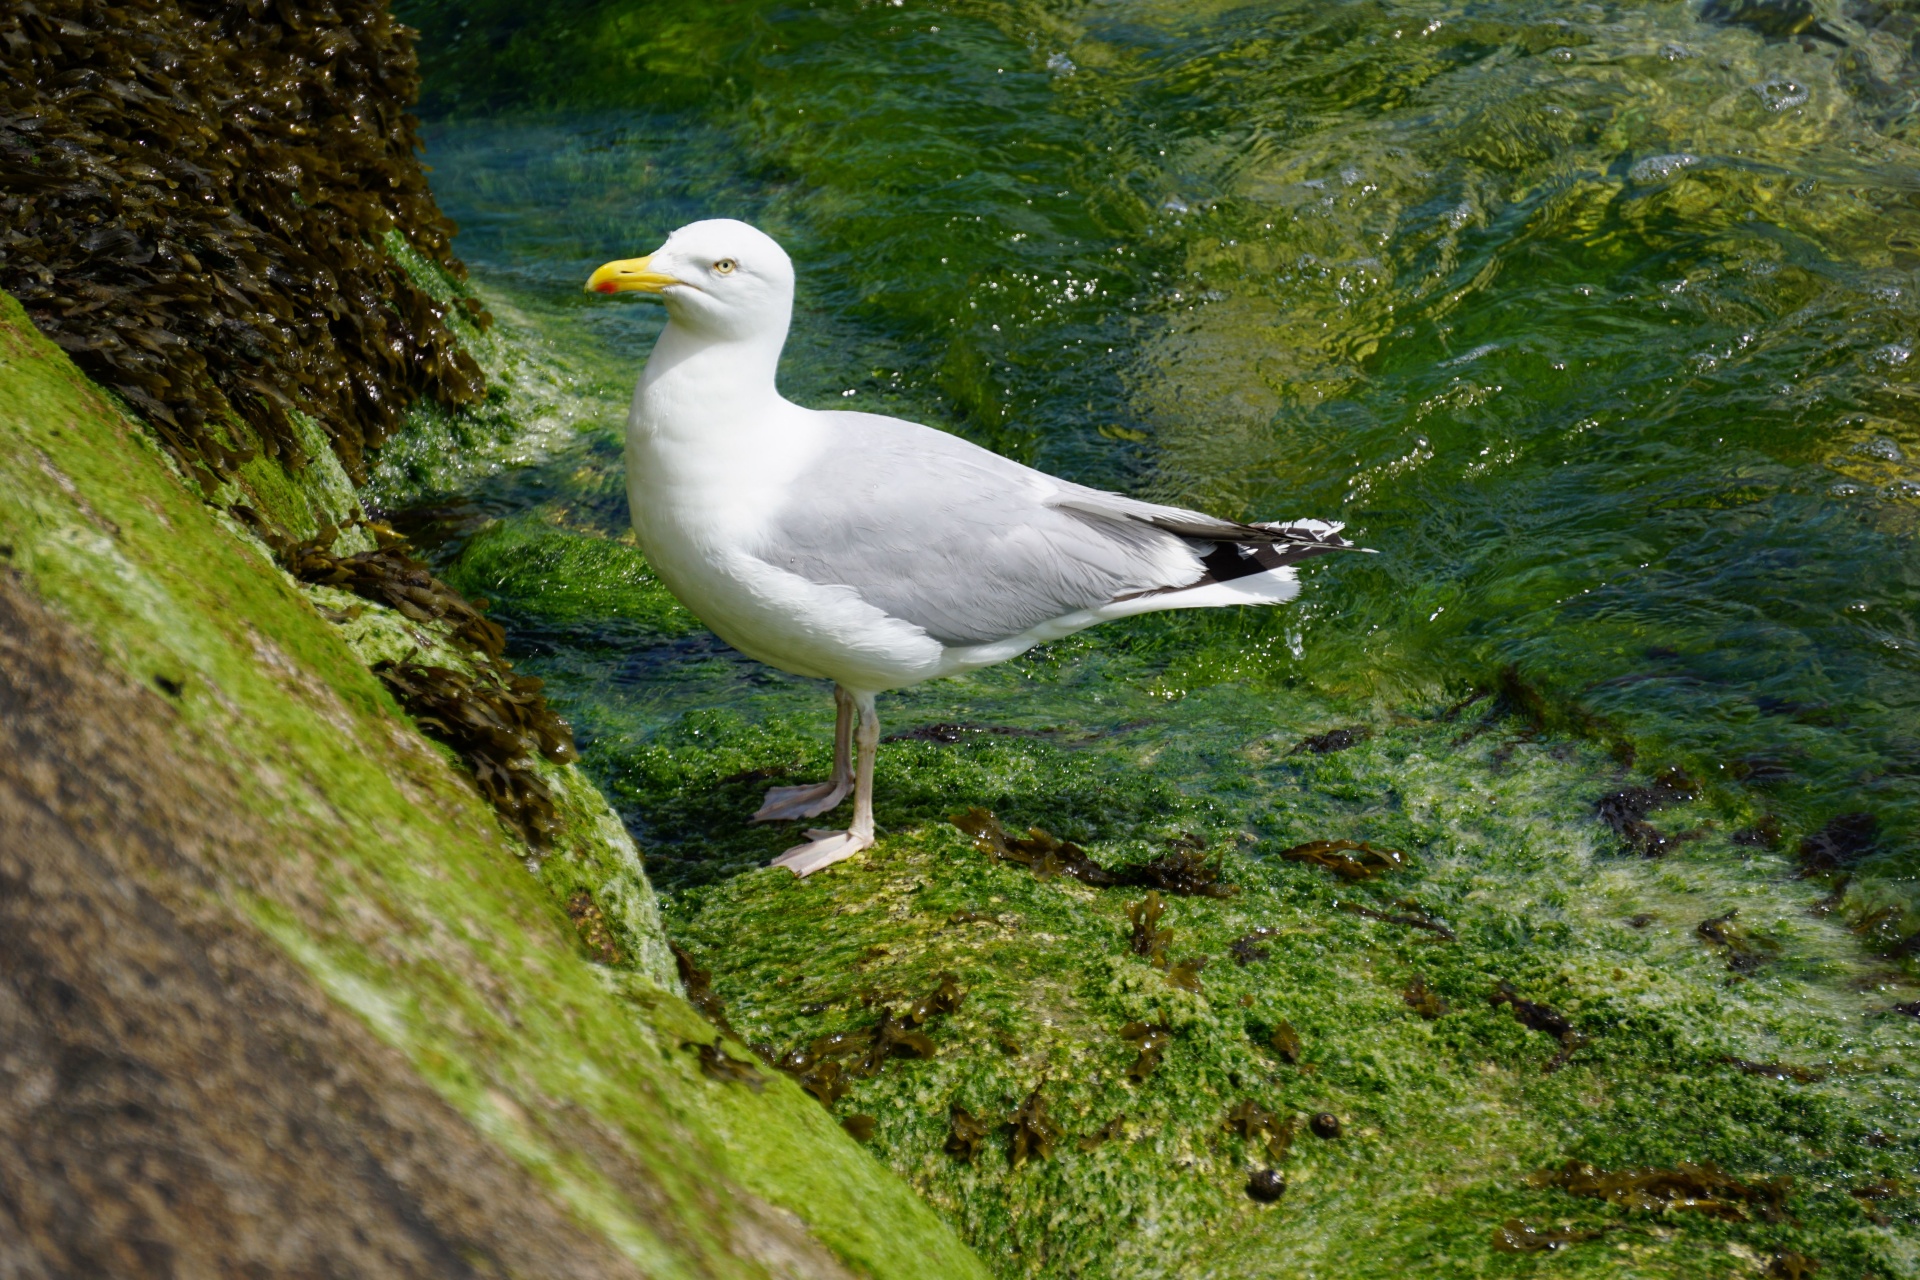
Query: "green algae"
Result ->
[[0, 289, 987, 1279], [446, 513, 702, 640]]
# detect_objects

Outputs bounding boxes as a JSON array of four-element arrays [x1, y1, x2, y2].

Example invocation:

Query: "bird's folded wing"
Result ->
[[753, 413, 1210, 646]]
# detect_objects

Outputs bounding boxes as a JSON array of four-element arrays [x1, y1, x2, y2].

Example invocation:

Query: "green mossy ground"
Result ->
[[0, 289, 987, 1280], [441, 448, 1920, 1277]]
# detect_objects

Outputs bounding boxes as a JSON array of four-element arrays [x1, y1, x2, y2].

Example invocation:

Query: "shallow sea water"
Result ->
[[389, 0, 1920, 1272]]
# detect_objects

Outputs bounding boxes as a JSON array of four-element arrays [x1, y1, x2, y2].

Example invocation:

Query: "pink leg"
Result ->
[[751, 685, 854, 822], [771, 691, 878, 876]]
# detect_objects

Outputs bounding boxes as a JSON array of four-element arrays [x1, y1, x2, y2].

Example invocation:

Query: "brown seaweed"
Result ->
[[1008, 1085, 1061, 1166], [280, 532, 508, 660], [671, 944, 736, 1037], [1230, 927, 1277, 965], [1120, 1021, 1173, 1082], [691, 1041, 765, 1092], [1766, 1251, 1822, 1279], [1797, 812, 1880, 875], [1340, 900, 1455, 941], [1290, 726, 1371, 755], [1077, 1116, 1127, 1152], [1720, 1056, 1826, 1083], [1490, 1220, 1604, 1253], [1279, 839, 1408, 880], [1117, 836, 1238, 898], [1491, 982, 1584, 1073], [951, 807, 1113, 884], [946, 1105, 993, 1161], [1696, 909, 1776, 974], [374, 658, 574, 844], [1594, 768, 1698, 856], [565, 892, 622, 966], [1166, 956, 1208, 992], [776, 973, 963, 1106], [0, 0, 484, 488], [841, 1114, 876, 1142], [1245, 1169, 1287, 1203], [1732, 815, 1783, 849], [1224, 1100, 1295, 1161], [1402, 975, 1449, 1019], [1268, 1020, 1303, 1064], [1128, 892, 1173, 968], [1531, 1160, 1791, 1221]]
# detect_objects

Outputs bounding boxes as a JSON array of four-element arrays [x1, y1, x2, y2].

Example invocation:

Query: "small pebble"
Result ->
[[1246, 1169, 1287, 1202], [1310, 1112, 1342, 1140]]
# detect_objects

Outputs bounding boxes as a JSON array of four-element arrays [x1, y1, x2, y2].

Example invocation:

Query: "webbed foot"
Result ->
[[770, 828, 874, 877], [751, 780, 852, 823]]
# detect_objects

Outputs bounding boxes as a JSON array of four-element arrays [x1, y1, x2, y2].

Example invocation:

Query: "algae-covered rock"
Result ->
[[0, 291, 986, 1277]]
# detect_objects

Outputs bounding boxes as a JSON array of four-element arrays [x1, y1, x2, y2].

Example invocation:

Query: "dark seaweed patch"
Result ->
[[1119, 1021, 1173, 1082], [1267, 1020, 1303, 1064], [1290, 726, 1370, 755], [1594, 768, 1698, 856], [1720, 1056, 1826, 1083], [1224, 1099, 1295, 1161], [1797, 812, 1880, 875], [1339, 900, 1455, 941], [1402, 975, 1449, 1019], [946, 1105, 993, 1161], [282, 530, 507, 659], [883, 723, 1043, 743], [691, 1041, 765, 1092], [775, 973, 962, 1107], [1732, 815, 1783, 849], [1278, 839, 1407, 880], [1165, 956, 1208, 992], [1127, 892, 1172, 968], [1531, 1160, 1791, 1221], [1767, 1251, 1822, 1279], [841, 1114, 876, 1142], [0, 0, 483, 486], [565, 892, 622, 966], [1077, 1115, 1126, 1152], [1008, 1084, 1061, 1166], [1490, 1220, 1604, 1252], [1490, 981, 1583, 1073], [672, 943, 735, 1036], [374, 659, 575, 844], [952, 810, 1236, 895], [1695, 909, 1776, 975], [1230, 927, 1276, 965]]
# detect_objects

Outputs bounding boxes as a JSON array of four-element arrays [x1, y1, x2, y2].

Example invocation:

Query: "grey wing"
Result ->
[[755, 414, 1205, 646]]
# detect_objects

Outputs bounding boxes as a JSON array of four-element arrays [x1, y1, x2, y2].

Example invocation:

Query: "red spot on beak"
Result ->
[[595, 281, 619, 294]]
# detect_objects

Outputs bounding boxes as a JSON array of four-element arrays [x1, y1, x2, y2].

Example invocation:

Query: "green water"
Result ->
[[388, 0, 1920, 1272]]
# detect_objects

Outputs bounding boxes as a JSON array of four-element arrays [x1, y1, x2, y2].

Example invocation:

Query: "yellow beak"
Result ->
[[585, 255, 681, 295]]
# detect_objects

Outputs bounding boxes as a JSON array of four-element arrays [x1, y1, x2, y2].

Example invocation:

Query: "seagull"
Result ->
[[587, 219, 1361, 877]]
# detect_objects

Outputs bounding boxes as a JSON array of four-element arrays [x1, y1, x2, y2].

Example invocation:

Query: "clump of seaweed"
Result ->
[[952, 808, 1112, 884], [1077, 1116, 1126, 1152], [775, 973, 964, 1108], [1279, 839, 1408, 880], [1119, 1021, 1173, 1082], [1128, 892, 1173, 968], [1340, 899, 1455, 941], [1230, 927, 1277, 965], [1165, 956, 1208, 992], [1490, 1220, 1605, 1252], [1267, 1020, 1303, 1064], [946, 1105, 994, 1161], [691, 1041, 765, 1092], [1008, 1084, 1062, 1166], [841, 1114, 876, 1142], [1594, 768, 1700, 856], [373, 659, 576, 844], [1490, 981, 1584, 1073], [1720, 1056, 1826, 1083], [1696, 909, 1776, 975], [1797, 812, 1880, 875], [952, 811, 1237, 895], [1290, 726, 1370, 755], [672, 944, 736, 1036], [1224, 1099, 1296, 1161], [1767, 1251, 1822, 1279], [0, 0, 484, 488], [279, 529, 507, 659], [565, 892, 622, 966], [1402, 975, 1449, 1019], [1531, 1160, 1791, 1221]]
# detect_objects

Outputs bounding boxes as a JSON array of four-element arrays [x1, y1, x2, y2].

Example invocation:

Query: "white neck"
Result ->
[[633, 318, 788, 441]]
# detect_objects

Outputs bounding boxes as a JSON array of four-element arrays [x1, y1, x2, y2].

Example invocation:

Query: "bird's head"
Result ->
[[585, 218, 794, 343]]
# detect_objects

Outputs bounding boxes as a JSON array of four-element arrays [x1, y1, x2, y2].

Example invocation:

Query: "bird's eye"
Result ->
[[713, 259, 737, 275]]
